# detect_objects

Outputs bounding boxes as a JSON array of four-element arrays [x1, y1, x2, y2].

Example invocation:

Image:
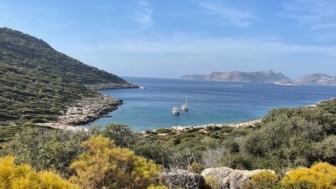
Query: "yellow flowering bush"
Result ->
[[281, 162, 336, 189], [242, 170, 278, 189], [0, 156, 80, 189], [69, 135, 162, 189]]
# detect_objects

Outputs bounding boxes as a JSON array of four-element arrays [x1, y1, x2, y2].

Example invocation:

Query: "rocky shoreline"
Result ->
[[57, 94, 122, 125], [171, 119, 261, 132]]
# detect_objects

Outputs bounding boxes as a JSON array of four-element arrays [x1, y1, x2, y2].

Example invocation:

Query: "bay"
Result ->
[[84, 77, 335, 131]]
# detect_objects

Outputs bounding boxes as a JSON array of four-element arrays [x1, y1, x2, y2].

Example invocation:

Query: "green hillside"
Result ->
[[0, 27, 135, 126]]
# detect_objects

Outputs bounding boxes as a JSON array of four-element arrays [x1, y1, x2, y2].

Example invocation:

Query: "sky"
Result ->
[[1, 0, 336, 79]]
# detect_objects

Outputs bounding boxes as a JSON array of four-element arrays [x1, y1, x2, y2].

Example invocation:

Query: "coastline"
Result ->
[[57, 93, 122, 125], [36, 123, 87, 132], [41, 97, 334, 132], [42, 118, 262, 133], [168, 119, 261, 133]]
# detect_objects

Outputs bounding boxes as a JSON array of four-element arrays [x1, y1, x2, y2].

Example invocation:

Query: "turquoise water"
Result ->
[[84, 77, 336, 131]]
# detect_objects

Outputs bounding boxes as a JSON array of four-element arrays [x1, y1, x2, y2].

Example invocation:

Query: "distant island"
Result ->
[[181, 71, 336, 86], [295, 73, 336, 86]]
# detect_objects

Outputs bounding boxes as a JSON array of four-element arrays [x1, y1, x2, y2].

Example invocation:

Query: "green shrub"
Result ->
[[156, 128, 173, 134]]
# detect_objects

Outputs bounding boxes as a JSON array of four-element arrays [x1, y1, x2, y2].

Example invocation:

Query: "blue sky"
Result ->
[[1, 0, 335, 79]]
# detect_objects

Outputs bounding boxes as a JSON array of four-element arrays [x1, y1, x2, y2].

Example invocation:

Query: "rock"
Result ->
[[201, 167, 233, 188], [227, 170, 267, 189], [57, 94, 122, 125], [201, 167, 275, 189], [162, 169, 205, 189]]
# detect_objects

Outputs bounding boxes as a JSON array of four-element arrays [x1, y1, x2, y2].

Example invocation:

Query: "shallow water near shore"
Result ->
[[83, 77, 335, 131]]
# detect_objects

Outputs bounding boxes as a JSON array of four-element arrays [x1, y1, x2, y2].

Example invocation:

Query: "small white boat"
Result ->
[[139, 86, 147, 90], [172, 107, 180, 115], [181, 96, 188, 111]]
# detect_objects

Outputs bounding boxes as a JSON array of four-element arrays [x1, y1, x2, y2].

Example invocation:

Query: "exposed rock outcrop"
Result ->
[[57, 94, 122, 125], [162, 169, 205, 189], [201, 167, 233, 188], [201, 167, 276, 189]]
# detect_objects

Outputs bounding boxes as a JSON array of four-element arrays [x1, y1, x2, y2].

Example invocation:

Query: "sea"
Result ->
[[83, 77, 336, 131]]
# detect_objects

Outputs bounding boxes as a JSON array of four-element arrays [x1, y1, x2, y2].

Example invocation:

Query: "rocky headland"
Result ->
[[57, 94, 122, 125], [0, 27, 139, 127]]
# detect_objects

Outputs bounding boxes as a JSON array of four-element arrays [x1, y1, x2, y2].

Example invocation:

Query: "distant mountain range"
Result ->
[[180, 71, 336, 86]]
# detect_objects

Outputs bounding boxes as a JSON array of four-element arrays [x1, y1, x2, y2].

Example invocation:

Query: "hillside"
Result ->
[[0, 27, 137, 126], [181, 71, 293, 84], [295, 73, 336, 86]]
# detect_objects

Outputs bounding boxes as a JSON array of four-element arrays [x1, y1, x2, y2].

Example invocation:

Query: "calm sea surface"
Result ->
[[84, 77, 335, 131]]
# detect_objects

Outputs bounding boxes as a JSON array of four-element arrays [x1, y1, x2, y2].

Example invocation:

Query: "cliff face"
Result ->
[[295, 73, 336, 86], [181, 71, 293, 84]]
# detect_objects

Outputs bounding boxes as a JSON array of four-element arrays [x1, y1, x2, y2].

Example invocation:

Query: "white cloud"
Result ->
[[74, 34, 336, 61], [282, 0, 336, 29], [198, 0, 256, 27], [64, 32, 336, 78], [134, 0, 153, 28]]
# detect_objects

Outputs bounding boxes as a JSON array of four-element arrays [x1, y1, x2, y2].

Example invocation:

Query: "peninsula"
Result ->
[[0, 27, 137, 128]]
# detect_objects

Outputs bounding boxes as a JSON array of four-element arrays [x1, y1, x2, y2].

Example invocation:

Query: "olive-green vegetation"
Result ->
[[1, 126, 167, 189], [0, 27, 132, 139], [2, 126, 91, 178], [1, 101, 335, 189], [141, 98, 336, 172], [0, 26, 335, 187]]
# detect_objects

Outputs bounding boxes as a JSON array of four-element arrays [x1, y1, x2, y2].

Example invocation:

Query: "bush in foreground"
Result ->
[[69, 135, 163, 189], [0, 156, 79, 189], [3, 127, 90, 178], [282, 162, 336, 189]]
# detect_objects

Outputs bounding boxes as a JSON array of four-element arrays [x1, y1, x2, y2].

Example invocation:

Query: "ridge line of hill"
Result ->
[[0, 27, 137, 128]]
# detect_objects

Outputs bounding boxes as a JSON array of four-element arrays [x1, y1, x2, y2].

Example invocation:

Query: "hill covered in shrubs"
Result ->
[[0, 27, 136, 127]]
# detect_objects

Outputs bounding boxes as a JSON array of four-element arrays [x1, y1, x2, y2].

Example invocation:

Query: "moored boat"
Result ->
[[172, 107, 180, 115], [181, 96, 188, 111]]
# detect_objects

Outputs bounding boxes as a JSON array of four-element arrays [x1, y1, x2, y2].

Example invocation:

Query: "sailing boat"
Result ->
[[172, 107, 180, 115], [181, 96, 188, 111]]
